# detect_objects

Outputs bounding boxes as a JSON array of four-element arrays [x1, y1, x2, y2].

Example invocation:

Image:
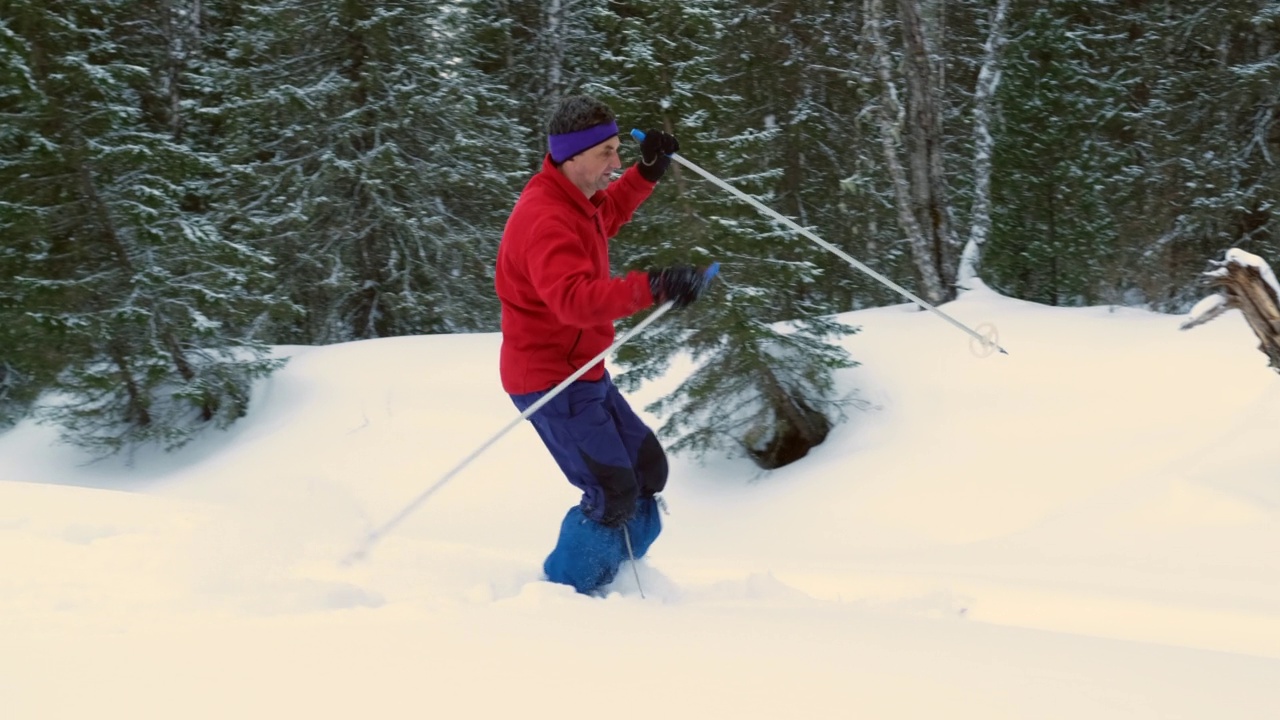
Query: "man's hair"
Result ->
[[547, 95, 616, 135]]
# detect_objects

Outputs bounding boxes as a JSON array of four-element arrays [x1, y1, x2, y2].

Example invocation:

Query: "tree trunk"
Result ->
[[897, 0, 955, 302], [109, 343, 152, 428], [864, 0, 945, 304], [545, 0, 565, 98], [958, 0, 1012, 286], [161, 0, 194, 142]]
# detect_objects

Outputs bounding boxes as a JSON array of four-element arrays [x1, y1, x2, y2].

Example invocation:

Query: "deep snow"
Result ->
[[3, 283, 1278, 719]]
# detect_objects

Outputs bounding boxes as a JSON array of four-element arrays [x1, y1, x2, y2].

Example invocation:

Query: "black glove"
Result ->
[[637, 129, 679, 183], [648, 265, 708, 309]]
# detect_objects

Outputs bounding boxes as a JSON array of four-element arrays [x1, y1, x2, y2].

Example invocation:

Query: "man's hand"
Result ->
[[649, 265, 709, 309], [637, 129, 679, 182]]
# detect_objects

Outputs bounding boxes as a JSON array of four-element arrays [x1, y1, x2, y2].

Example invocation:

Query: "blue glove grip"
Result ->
[[631, 128, 677, 159], [704, 262, 720, 282]]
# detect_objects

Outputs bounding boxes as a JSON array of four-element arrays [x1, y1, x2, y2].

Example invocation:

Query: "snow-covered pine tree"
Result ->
[[601, 0, 857, 469], [982, 1, 1277, 309], [223, 0, 529, 342], [736, 0, 880, 315], [0, 237, 52, 429], [466, 0, 612, 161], [982, 3, 1125, 306], [0, 0, 285, 454], [1107, 0, 1280, 309], [0, 11, 60, 428], [0, 224, 58, 429]]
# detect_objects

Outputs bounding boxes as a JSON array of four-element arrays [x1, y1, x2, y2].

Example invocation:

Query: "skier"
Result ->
[[495, 95, 709, 594]]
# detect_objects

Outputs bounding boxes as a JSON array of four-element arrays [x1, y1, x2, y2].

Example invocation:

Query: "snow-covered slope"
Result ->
[[3, 285, 1278, 719]]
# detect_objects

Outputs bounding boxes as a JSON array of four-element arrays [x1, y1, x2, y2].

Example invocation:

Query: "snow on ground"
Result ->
[[2, 282, 1279, 719]]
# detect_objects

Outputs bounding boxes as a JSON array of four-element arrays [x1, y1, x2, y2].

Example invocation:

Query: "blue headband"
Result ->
[[548, 120, 619, 164]]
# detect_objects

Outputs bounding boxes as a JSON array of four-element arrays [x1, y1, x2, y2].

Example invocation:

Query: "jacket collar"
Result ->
[[540, 154, 601, 218]]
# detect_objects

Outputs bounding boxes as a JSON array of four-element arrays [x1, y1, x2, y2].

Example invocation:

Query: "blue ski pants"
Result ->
[[511, 374, 667, 593]]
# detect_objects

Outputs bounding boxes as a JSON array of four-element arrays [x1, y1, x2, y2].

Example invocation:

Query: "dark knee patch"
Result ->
[[581, 451, 639, 525], [636, 431, 668, 496]]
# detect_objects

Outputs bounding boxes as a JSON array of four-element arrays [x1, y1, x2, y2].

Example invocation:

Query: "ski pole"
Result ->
[[622, 525, 645, 599], [343, 263, 719, 564], [631, 129, 1007, 355]]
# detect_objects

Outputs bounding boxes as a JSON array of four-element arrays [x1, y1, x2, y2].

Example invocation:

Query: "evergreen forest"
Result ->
[[2, 0, 1277, 464]]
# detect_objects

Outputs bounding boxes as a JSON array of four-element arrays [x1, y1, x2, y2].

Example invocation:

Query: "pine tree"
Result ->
[[1107, 0, 1280, 309], [467, 0, 612, 156], [0, 0, 284, 454], [982, 2, 1125, 306], [0, 9, 61, 427], [982, 1, 1278, 309], [601, 0, 858, 468], [223, 0, 530, 343], [734, 0, 881, 314]]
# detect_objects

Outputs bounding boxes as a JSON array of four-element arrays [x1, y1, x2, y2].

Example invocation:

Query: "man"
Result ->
[[495, 95, 708, 594]]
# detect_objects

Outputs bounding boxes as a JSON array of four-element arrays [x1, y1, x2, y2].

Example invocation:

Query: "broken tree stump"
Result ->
[[1180, 248, 1280, 373]]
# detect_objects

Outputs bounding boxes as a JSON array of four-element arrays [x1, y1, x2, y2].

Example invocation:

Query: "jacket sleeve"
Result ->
[[526, 216, 654, 328], [597, 165, 657, 239]]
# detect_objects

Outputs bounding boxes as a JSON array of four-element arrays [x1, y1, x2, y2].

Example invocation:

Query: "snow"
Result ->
[[1223, 247, 1280, 300], [2, 284, 1279, 719], [1186, 292, 1228, 324]]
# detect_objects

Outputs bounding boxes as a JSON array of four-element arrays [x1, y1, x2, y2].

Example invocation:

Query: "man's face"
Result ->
[[561, 137, 622, 196]]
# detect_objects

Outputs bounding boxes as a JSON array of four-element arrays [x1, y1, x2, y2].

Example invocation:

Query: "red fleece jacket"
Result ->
[[496, 155, 657, 394]]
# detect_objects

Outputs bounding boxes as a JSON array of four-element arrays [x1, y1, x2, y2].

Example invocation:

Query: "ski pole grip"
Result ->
[[704, 262, 720, 281], [632, 128, 680, 161]]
